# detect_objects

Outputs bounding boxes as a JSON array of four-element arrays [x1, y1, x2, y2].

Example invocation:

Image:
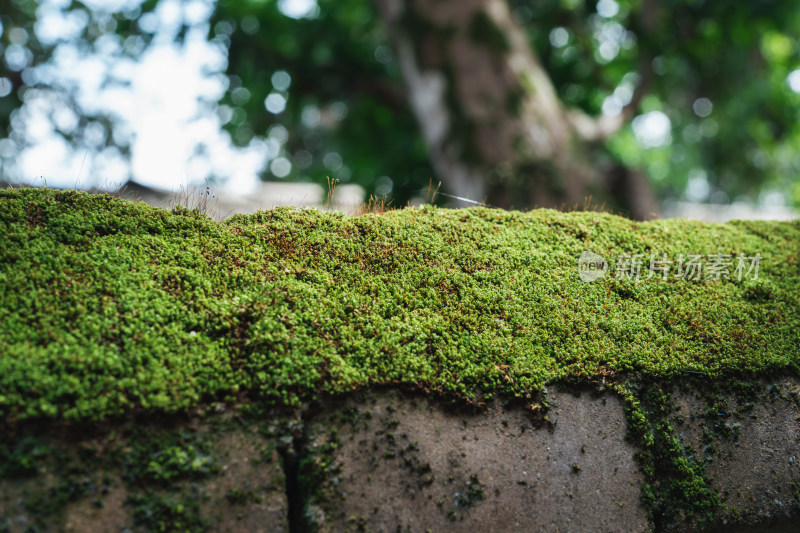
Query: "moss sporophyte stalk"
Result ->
[[0, 187, 798, 424]]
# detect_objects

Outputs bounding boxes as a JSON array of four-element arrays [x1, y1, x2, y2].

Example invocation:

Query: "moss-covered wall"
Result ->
[[1, 187, 798, 531], [1, 188, 797, 423]]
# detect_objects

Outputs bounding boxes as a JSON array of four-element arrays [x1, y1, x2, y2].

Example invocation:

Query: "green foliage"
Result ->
[[214, 0, 800, 206], [0, 0, 162, 157], [3, 0, 799, 207], [0, 188, 798, 424], [519, 0, 800, 205], [209, 0, 433, 202]]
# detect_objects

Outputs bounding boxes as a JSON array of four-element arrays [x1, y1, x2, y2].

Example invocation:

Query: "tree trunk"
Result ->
[[374, 0, 652, 214]]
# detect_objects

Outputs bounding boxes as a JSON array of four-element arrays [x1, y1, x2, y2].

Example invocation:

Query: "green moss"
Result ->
[[299, 429, 341, 502], [0, 434, 93, 529], [122, 429, 218, 485], [619, 382, 719, 528], [458, 474, 484, 507], [442, 473, 485, 521], [127, 491, 208, 532], [22, 472, 92, 521], [702, 399, 741, 444], [0, 417, 285, 532], [0, 187, 798, 425], [226, 487, 262, 505], [0, 436, 54, 478]]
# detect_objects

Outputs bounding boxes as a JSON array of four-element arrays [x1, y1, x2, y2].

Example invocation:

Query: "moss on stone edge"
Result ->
[[0, 187, 798, 423], [619, 381, 719, 527]]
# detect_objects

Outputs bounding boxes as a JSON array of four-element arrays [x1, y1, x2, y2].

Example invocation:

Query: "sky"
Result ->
[[1, 0, 319, 196]]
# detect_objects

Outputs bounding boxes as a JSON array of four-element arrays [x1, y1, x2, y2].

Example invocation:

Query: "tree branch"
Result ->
[[568, 0, 658, 142]]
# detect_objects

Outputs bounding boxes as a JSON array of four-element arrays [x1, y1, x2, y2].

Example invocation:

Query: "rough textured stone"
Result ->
[[671, 377, 800, 531], [0, 420, 289, 533], [4, 382, 800, 532], [191, 428, 288, 533], [304, 388, 650, 532]]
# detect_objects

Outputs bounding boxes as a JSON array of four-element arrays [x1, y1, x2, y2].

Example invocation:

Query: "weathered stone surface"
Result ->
[[671, 377, 800, 531], [189, 428, 288, 533], [304, 388, 650, 532], [0, 419, 289, 533], [4, 382, 800, 532]]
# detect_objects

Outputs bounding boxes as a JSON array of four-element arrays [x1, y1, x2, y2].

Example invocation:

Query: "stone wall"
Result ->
[[3, 378, 799, 532]]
